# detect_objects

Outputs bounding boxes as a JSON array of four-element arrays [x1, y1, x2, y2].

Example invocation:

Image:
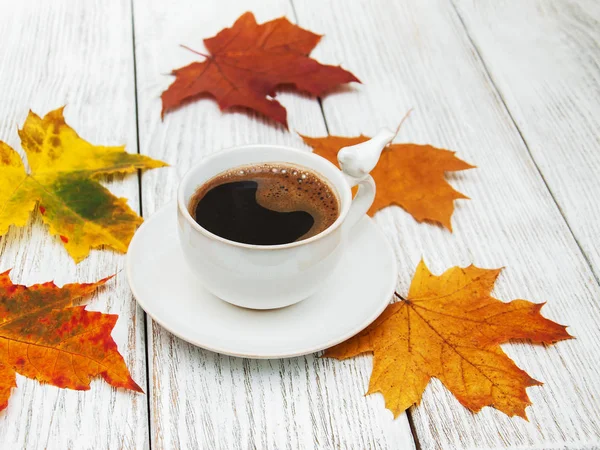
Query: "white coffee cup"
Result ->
[[177, 129, 395, 309]]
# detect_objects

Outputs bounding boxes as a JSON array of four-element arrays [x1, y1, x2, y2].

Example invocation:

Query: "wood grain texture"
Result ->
[[0, 0, 148, 449], [132, 0, 415, 448], [292, 0, 600, 448], [452, 0, 600, 279]]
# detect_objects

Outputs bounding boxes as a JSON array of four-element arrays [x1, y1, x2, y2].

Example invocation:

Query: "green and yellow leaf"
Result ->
[[0, 107, 167, 262]]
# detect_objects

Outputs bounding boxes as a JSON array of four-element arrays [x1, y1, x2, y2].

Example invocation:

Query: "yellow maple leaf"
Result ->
[[0, 107, 167, 262], [324, 260, 572, 419]]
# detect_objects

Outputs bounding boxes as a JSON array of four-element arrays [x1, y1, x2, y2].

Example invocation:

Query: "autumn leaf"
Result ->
[[161, 12, 359, 126], [324, 260, 572, 419], [301, 134, 474, 230], [0, 270, 142, 412], [0, 107, 167, 262]]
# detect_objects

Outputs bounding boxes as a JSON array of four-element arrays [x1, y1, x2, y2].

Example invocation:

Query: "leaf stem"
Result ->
[[180, 44, 210, 58], [395, 291, 408, 301], [393, 108, 413, 139]]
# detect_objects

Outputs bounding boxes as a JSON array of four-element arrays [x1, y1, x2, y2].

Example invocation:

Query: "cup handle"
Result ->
[[338, 128, 397, 229]]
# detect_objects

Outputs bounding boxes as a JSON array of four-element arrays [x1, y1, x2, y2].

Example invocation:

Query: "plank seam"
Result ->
[[129, 0, 153, 448], [287, 0, 332, 136], [317, 98, 331, 135], [406, 410, 423, 450], [449, 0, 600, 289], [287, 1, 419, 448]]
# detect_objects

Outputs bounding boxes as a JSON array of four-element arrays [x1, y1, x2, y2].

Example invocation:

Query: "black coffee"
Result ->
[[189, 163, 340, 245]]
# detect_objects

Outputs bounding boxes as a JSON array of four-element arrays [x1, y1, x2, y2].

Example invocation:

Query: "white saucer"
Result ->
[[126, 201, 397, 359]]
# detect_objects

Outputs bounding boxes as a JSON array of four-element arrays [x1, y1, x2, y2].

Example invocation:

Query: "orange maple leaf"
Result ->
[[324, 260, 572, 419], [161, 12, 359, 126], [0, 271, 142, 412], [301, 134, 474, 230]]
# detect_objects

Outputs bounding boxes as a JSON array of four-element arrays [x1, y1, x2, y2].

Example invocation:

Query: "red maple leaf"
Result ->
[[161, 12, 360, 126]]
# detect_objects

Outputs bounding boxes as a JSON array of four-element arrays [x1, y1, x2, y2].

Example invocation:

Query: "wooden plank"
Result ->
[[292, 0, 600, 448], [132, 0, 416, 448], [0, 1, 148, 449], [452, 0, 600, 277]]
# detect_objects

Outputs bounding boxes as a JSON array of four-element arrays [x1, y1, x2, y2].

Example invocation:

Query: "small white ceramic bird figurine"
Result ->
[[337, 128, 396, 187]]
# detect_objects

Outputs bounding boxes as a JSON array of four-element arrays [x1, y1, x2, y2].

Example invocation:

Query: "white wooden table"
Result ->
[[1, 0, 600, 448]]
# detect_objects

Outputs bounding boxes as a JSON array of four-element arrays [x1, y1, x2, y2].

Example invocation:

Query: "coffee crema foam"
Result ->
[[189, 163, 340, 242]]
